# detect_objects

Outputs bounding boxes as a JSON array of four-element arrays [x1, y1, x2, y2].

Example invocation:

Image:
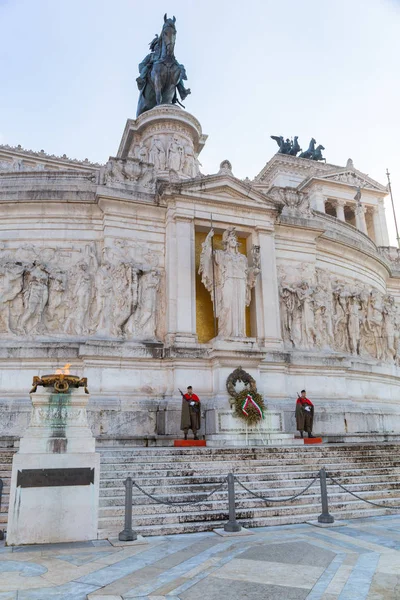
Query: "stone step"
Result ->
[[98, 496, 400, 531], [99, 480, 400, 506], [98, 455, 399, 468], [97, 505, 395, 538], [99, 488, 400, 519], [98, 477, 400, 499], [98, 465, 400, 483], [98, 471, 400, 490], [98, 448, 400, 460], [100, 461, 400, 479], [97, 455, 398, 467]]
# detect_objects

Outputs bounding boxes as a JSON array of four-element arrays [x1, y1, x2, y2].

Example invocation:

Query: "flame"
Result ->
[[55, 363, 71, 375]]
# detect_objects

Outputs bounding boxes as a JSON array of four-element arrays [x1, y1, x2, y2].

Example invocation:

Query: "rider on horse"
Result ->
[[136, 33, 191, 105]]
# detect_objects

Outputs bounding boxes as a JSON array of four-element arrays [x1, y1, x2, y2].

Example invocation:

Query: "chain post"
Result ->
[[224, 473, 242, 532], [118, 477, 138, 541], [318, 468, 335, 524]]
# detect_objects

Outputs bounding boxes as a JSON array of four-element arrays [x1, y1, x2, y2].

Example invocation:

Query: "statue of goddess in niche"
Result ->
[[199, 227, 260, 338]]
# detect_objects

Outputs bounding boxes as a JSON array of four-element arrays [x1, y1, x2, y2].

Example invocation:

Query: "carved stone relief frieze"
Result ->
[[0, 242, 163, 341], [278, 266, 400, 364]]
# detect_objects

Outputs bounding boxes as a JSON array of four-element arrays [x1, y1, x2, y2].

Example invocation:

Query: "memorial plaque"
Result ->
[[17, 468, 95, 488]]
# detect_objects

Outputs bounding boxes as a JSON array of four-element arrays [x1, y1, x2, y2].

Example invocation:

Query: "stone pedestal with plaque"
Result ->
[[7, 376, 99, 545]]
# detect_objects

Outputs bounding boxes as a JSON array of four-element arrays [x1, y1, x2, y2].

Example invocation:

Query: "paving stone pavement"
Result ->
[[2, 515, 400, 599]]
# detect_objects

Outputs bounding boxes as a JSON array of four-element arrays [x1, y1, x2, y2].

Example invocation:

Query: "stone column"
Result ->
[[253, 227, 283, 349], [372, 205, 384, 246], [355, 204, 368, 235], [336, 199, 346, 222], [308, 186, 325, 212], [377, 199, 390, 246], [165, 209, 197, 345]]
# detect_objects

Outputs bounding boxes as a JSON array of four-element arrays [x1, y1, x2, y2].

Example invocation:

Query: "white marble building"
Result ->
[[1, 105, 400, 444]]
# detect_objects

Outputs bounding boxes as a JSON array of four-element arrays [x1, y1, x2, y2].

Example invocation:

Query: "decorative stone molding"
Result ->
[[268, 186, 313, 217], [115, 106, 207, 183]]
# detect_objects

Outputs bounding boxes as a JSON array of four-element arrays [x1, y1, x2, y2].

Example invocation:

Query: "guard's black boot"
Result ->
[[300, 431, 304, 438], [193, 434, 199, 441], [184, 433, 187, 440], [308, 432, 315, 439]]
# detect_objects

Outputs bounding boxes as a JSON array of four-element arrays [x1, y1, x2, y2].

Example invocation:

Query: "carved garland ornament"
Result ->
[[226, 367, 266, 426]]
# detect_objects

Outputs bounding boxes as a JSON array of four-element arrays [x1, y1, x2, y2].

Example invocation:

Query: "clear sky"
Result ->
[[1, 0, 400, 242]]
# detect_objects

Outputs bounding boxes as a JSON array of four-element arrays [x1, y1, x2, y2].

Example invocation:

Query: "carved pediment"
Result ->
[[165, 174, 280, 210], [317, 170, 386, 192]]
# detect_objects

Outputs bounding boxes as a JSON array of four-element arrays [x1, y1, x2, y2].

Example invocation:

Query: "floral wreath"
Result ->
[[226, 367, 266, 426]]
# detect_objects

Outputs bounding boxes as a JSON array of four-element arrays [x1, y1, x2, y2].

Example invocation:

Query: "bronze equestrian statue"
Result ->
[[136, 14, 191, 117]]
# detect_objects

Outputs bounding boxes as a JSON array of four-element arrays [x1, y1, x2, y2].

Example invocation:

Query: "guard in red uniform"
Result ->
[[180, 386, 201, 440], [296, 390, 315, 438]]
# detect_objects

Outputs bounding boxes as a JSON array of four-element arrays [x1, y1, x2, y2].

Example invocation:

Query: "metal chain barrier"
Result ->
[[118, 466, 400, 542], [328, 474, 400, 510], [233, 474, 319, 503], [131, 478, 227, 506]]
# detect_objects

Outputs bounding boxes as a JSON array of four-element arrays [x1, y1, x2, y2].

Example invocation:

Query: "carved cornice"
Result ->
[[0, 144, 101, 170]]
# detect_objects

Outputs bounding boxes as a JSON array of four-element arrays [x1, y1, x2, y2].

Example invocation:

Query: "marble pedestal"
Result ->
[[204, 408, 302, 447], [7, 387, 100, 545]]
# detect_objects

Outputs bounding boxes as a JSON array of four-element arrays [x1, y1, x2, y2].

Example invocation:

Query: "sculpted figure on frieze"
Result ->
[[199, 228, 260, 338], [125, 269, 160, 340], [0, 258, 24, 334], [279, 281, 316, 349], [149, 137, 166, 170], [46, 270, 68, 332], [347, 294, 361, 356], [382, 295, 397, 362], [18, 263, 49, 334], [279, 268, 400, 365], [64, 253, 97, 336], [167, 136, 184, 172]]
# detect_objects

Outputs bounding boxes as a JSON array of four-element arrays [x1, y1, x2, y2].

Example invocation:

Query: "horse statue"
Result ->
[[299, 138, 326, 161], [313, 145, 325, 161], [289, 136, 301, 156], [299, 138, 316, 159], [136, 14, 191, 117]]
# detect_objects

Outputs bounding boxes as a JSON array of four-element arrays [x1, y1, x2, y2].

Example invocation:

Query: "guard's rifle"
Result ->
[[178, 388, 200, 414]]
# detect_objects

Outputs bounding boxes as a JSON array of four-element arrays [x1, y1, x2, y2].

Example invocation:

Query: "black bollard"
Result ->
[[318, 468, 335, 524], [224, 473, 242, 532], [118, 477, 138, 541]]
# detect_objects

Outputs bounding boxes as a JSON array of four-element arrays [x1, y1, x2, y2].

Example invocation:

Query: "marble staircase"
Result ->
[[97, 444, 400, 538]]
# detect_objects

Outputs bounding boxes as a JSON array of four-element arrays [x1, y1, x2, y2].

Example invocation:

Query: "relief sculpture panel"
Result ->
[[0, 241, 163, 341], [278, 266, 400, 364]]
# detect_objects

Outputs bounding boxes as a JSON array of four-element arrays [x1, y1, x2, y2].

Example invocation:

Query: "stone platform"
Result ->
[[1, 514, 400, 599], [173, 440, 207, 447], [295, 436, 323, 444]]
